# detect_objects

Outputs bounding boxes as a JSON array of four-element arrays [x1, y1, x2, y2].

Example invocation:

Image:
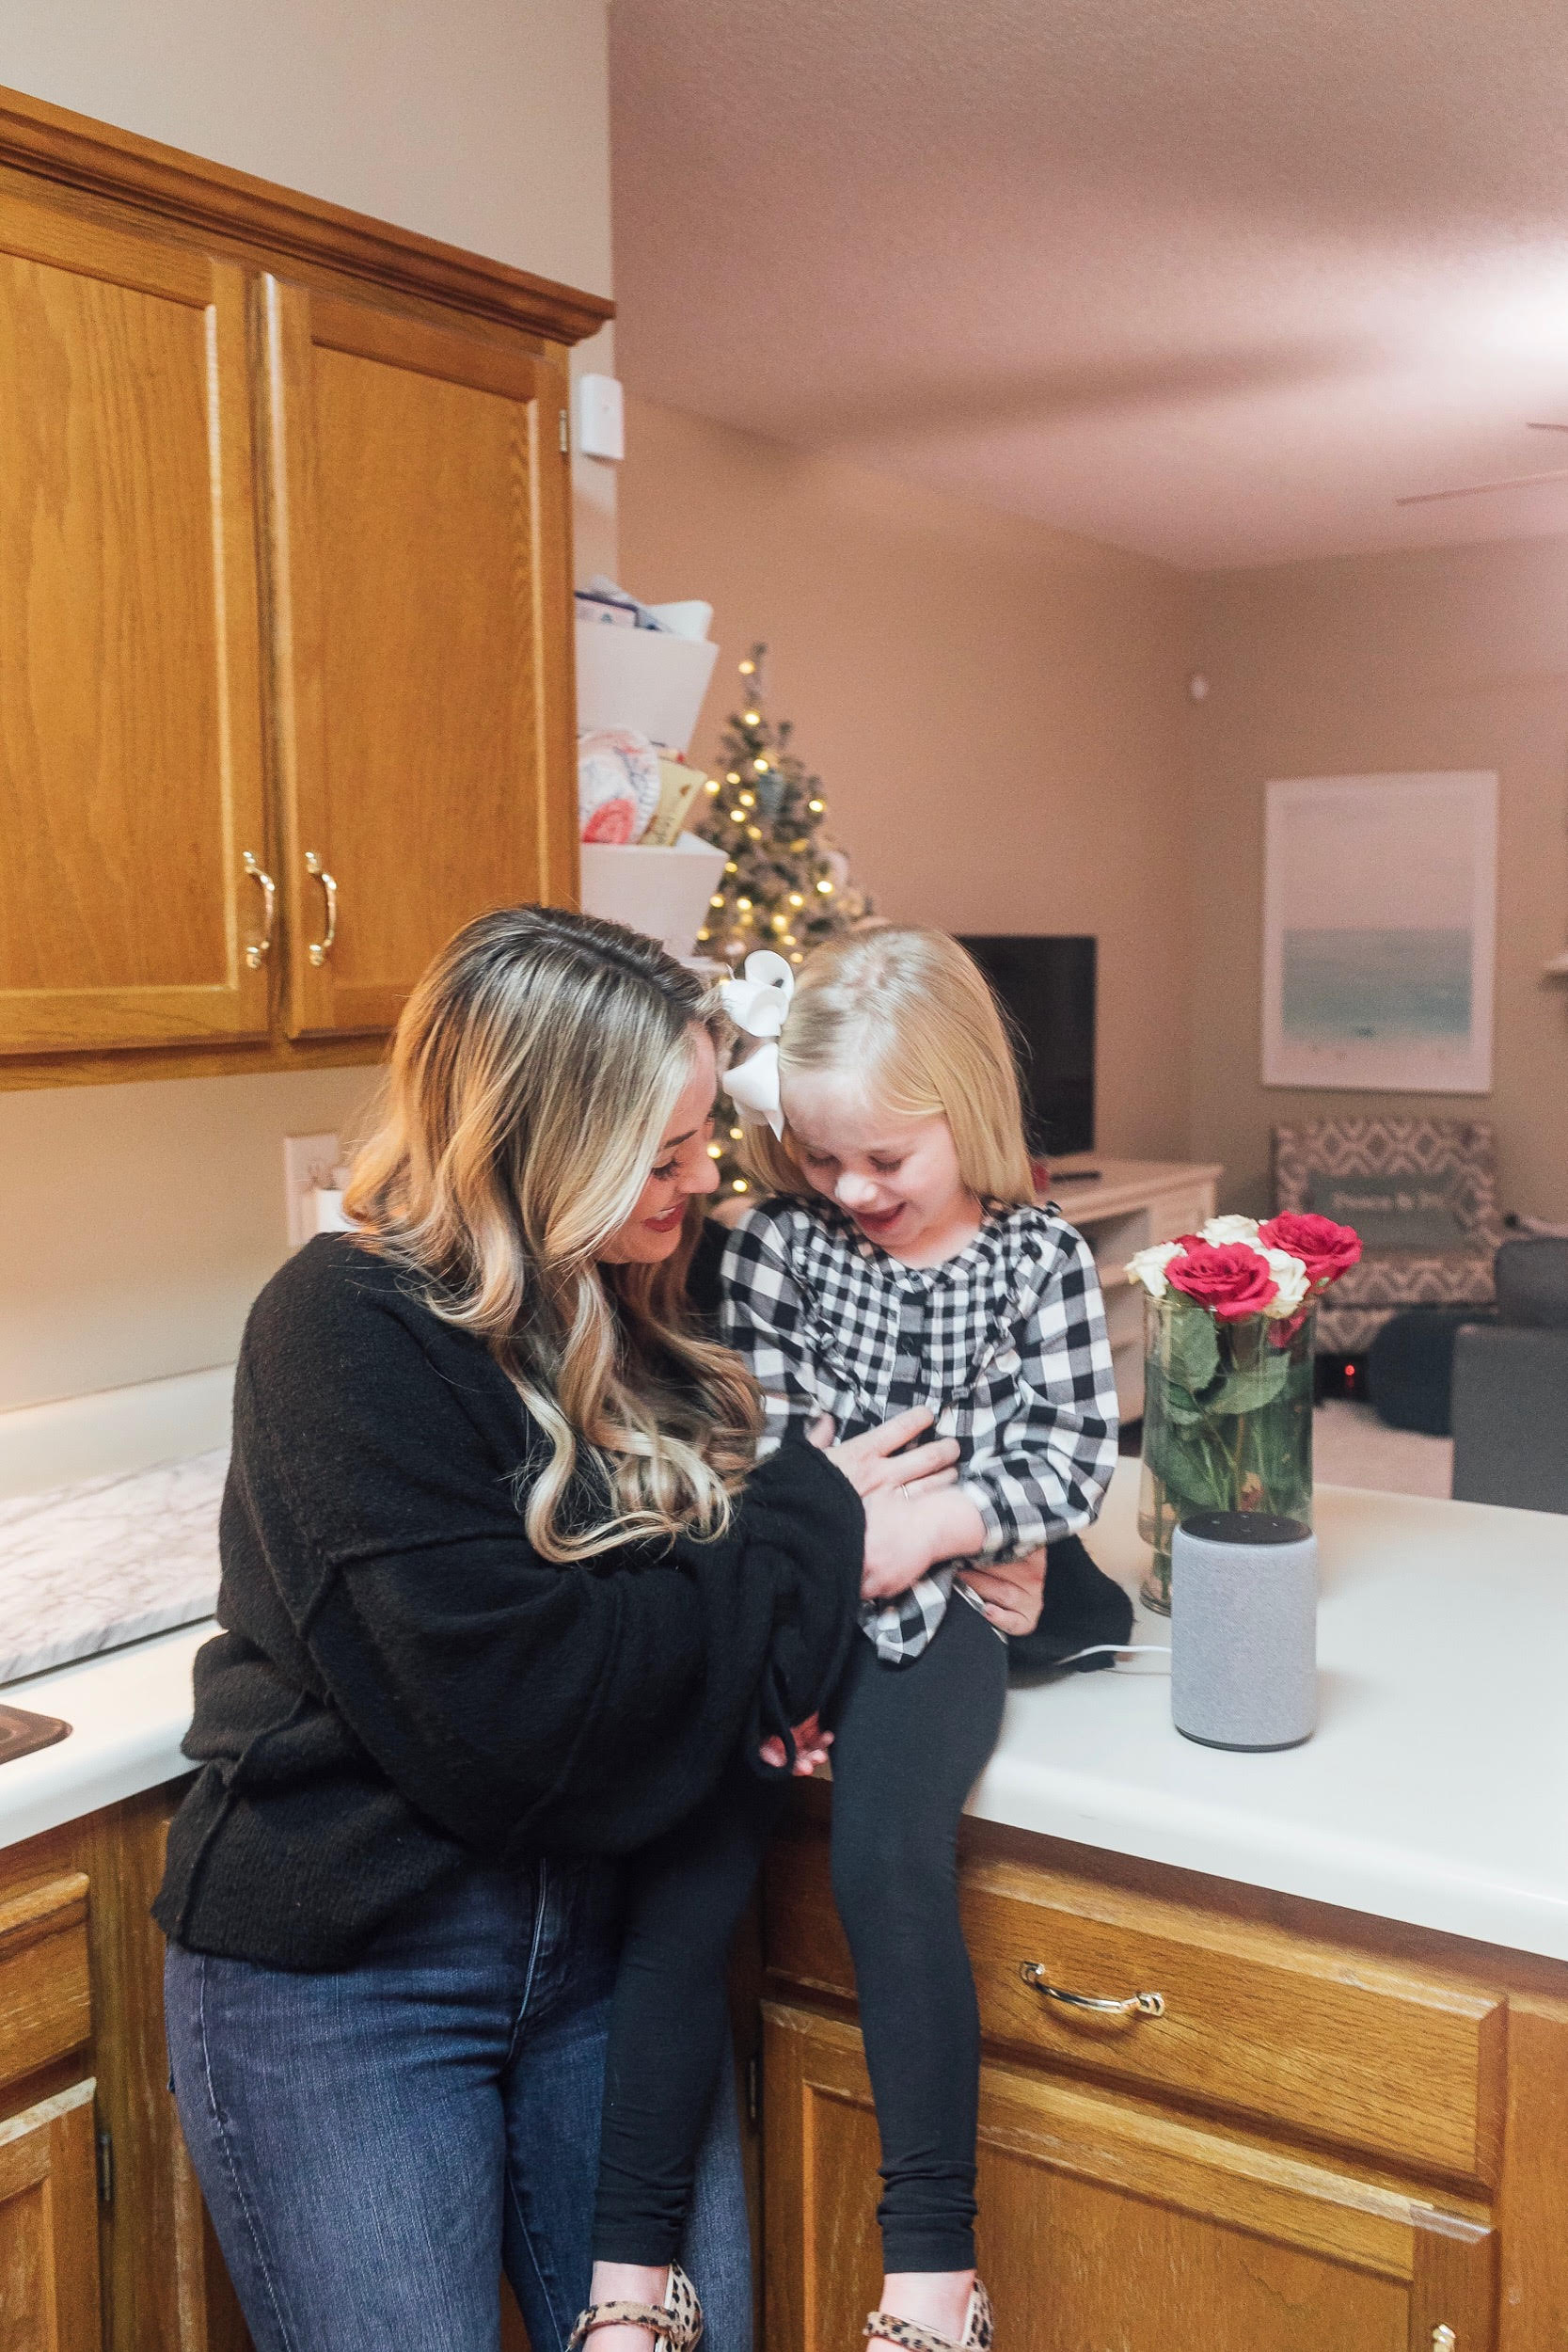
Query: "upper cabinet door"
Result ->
[[259, 277, 578, 1039], [0, 192, 271, 1056]]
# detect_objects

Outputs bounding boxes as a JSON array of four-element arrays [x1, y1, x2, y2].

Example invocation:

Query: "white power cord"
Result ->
[[1049, 1644, 1172, 1670]]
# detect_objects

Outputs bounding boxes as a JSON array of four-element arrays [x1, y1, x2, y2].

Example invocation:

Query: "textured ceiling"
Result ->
[[610, 0, 1568, 568]]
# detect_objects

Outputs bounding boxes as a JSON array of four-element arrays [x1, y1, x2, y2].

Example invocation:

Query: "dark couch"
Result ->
[[1450, 1239, 1568, 1514]]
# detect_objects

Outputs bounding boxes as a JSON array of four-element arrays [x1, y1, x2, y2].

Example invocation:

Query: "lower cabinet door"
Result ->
[[763, 2004, 1496, 2352], [0, 2079, 103, 2351]]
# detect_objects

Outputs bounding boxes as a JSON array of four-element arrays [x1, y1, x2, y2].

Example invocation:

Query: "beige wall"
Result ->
[[0, 1, 613, 1414], [0, 1068, 382, 1412], [1189, 535, 1568, 1221], [0, 1, 612, 291], [618, 397, 1197, 1165]]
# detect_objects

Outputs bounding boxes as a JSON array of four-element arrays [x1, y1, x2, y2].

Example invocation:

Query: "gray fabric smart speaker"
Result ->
[[1170, 1513, 1318, 1751]]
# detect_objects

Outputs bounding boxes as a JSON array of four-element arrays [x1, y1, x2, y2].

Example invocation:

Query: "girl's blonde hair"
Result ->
[[344, 904, 759, 1563], [739, 927, 1037, 1205]]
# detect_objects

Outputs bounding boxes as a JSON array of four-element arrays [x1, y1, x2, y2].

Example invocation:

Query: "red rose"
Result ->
[[1165, 1239, 1279, 1322], [1257, 1212, 1361, 1291]]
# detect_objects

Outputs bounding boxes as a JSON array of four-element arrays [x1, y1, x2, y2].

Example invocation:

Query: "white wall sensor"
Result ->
[[577, 373, 625, 462]]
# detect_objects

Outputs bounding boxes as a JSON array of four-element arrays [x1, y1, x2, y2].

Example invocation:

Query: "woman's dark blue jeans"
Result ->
[[165, 1853, 751, 2352]]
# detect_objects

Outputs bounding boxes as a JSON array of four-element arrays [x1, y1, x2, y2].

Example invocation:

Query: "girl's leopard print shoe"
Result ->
[[863, 2280, 994, 2352], [568, 2264, 704, 2352]]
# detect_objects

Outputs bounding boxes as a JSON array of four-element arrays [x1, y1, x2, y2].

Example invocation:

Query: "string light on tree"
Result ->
[[693, 640, 875, 1184], [694, 640, 872, 969]]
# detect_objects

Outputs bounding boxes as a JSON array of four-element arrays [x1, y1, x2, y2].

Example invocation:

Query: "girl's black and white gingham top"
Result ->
[[720, 1196, 1119, 1662]]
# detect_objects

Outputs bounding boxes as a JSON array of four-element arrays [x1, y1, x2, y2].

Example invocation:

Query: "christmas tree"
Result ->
[[691, 644, 874, 1200], [692, 644, 872, 970]]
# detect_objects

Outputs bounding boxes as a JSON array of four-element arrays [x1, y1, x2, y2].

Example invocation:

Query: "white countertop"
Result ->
[[3, 1462, 1566, 1966], [978, 1464, 1568, 1963], [0, 1620, 209, 1849]]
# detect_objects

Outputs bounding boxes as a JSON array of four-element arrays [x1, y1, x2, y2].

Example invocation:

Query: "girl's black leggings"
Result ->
[[593, 1593, 1009, 2276]]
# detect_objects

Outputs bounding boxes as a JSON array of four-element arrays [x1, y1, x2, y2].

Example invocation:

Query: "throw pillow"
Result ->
[[1306, 1168, 1469, 1252]]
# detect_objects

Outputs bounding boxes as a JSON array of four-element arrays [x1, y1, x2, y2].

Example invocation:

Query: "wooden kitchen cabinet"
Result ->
[[0, 1869, 102, 2347], [0, 81, 604, 1089], [762, 1807, 1568, 2352], [0, 186, 270, 1059], [259, 276, 575, 1038], [766, 2005, 1493, 2352], [0, 2081, 103, 2351], [0, 1793, 250, 2352]]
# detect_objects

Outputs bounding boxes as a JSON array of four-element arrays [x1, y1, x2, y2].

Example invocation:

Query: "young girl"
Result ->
[[575, 928, 1119, 2352]]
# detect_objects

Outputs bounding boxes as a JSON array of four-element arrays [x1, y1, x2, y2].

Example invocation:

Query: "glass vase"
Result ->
[[1137, 1293, 1315, 1614]]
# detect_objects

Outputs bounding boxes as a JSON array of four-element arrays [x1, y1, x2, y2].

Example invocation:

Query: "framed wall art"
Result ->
[[1261, 771, 1497, 1093]]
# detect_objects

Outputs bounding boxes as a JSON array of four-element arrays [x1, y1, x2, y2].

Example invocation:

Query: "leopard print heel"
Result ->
[[567, 2263, 704, 2352], [863, 2280, 994, 2352]]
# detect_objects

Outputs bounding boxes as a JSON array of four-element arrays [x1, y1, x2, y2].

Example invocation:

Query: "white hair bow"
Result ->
[[720, 950, 794, 1138]]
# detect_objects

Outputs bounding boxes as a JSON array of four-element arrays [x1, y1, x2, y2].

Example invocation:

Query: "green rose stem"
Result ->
[[1136, 1296, 1316, 1615]]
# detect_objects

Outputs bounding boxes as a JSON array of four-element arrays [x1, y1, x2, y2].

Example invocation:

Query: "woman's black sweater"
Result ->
[[153, 1234, 864, 1970]]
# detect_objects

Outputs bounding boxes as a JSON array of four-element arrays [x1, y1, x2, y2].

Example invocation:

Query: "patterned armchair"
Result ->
[[1273, 1117, 1503, 1356]]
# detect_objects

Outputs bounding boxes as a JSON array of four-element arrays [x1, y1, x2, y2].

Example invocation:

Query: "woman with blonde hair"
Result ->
[[155, 906, 1037, 2352], [577, 926, 1119, 2352]]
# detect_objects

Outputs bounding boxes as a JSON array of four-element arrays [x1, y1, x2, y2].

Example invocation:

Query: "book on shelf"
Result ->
[[641, 757, 708, 847]]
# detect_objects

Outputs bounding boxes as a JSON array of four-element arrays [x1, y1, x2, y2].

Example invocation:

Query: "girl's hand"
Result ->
[[808, 1406, 959, 1500], [758, 1714, 833, 1775], [958, 1548, 1048, 1635], [860, 1485, 988, 1601]]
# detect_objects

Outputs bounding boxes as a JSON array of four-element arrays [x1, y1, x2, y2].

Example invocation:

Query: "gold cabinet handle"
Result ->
[[305, 851, 338, 967], [242, 851, 276, 969], [1020, 1962, 1164, 2019]]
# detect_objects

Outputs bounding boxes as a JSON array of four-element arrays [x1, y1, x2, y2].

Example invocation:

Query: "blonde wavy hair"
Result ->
[[738, 927, 1037, 1205], [344, 905, 760, 1563]]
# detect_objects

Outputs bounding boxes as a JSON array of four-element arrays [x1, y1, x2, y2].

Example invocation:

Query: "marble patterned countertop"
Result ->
[[0, 1450, 226, 1686]]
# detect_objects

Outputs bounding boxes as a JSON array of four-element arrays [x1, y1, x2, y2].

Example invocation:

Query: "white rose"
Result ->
[[1200, 1214, 1261, 1245], [1126, 1240, 1184, 1299], [1259, 1248, 1311, 1318]]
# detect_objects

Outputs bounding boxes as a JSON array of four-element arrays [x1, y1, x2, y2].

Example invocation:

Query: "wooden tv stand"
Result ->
[[1045, 1156, 1222, 1420]]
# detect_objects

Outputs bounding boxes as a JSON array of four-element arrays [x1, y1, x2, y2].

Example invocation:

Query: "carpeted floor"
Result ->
[[1313, 1398, 1453, 1500]]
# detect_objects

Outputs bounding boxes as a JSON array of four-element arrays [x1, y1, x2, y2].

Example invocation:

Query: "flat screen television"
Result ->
[[958, 934, 1097, 1159]]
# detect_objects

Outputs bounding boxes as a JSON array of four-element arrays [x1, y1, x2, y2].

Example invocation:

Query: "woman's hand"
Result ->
[[808, 1406, 959, 1500], [860, 1485, 988, 1602], [758, 1714, 833, 1775], [958, 1548, 1048, 1636]]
